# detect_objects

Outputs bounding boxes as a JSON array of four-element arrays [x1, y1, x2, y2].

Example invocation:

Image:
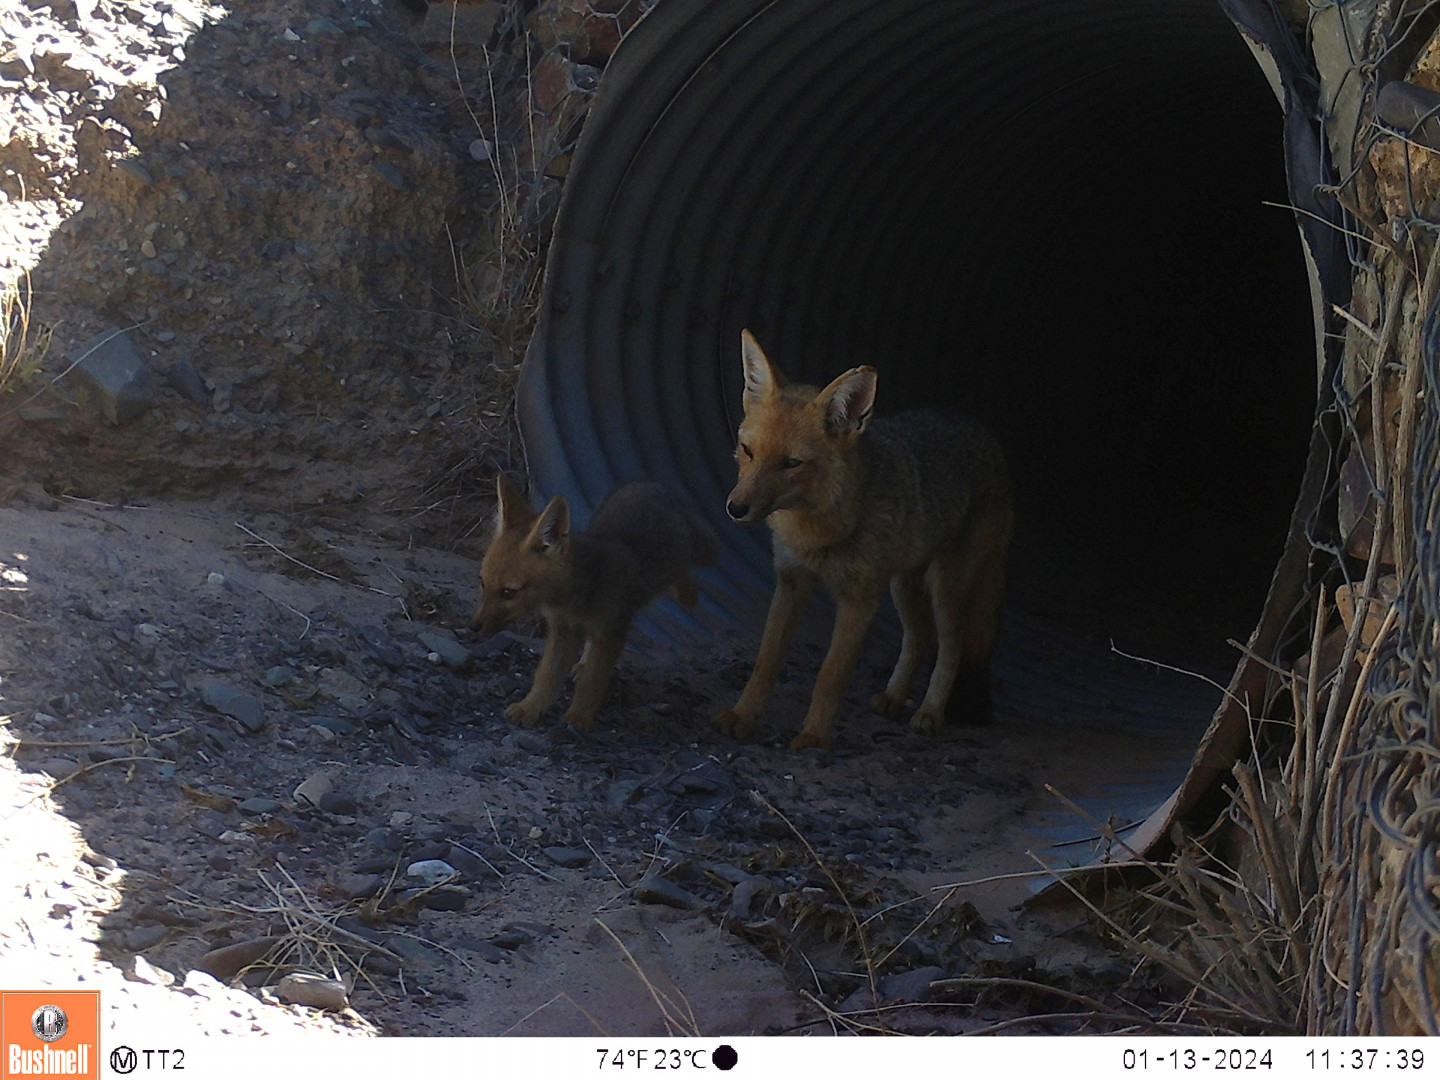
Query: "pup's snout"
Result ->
[[726, 499, 750, 522]]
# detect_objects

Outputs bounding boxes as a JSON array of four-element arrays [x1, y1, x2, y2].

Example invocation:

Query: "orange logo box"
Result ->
[[1, 993, 99, 1080]]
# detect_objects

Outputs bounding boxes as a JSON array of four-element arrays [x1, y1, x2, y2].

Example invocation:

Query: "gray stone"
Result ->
[[729, 876, 771, 921], [312, 716, 356, 737], [418, 631, 470, 669], [370, 161, 405, 191], [196, 937, 284, 981], [165, 357, 209, 405], [364, 827, 403, 853], [633, 874, 703, 910], [319, 667, 369, 713], [200, 681, 265, 732], [445, 845, 501, 881], [501, 730, 549, 755], [30, 757, 79, 779], [542, 846, 591, 869], [471, 940, 507, 964], [318, 791, 357, 815], [405, 859, 457, 888], [338, 873, 382, 900], [277, 972, 349, 1011], [421, 885, 469, 911], [473, 630, 530, 659], [880, 965, 946, 1004], [122, 924, 169, 952], [355, 623, 404, 668], [489, 926, 532, 950], [115, 158, 153, 185], [65, 328, 154, 423], [353, 853, 397, 874], [705, 862, 750, 885], [841, 966, 947, 1013], [237, 797, 283, 815]]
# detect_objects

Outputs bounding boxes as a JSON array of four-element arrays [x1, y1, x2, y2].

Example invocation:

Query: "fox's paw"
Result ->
[[505, 700, 545, 728], [714, 708, 758, 740], [870, 690, 906, 719], [790, 729, 831, 752], [908, 708, 943, 736], [562, 709, 594, 733]]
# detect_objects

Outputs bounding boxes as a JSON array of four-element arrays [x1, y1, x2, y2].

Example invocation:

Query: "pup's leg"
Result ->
[[792, 586, 883, 751], [570, 638, 592, 680], [716, 566, 817, 739], [564, 629, 625, 731], [871, 568, 934, 718], [506, 619, 584, 727]]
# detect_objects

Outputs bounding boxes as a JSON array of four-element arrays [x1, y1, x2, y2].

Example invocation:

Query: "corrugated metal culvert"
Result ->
[[517, 0, 1440, 1033]]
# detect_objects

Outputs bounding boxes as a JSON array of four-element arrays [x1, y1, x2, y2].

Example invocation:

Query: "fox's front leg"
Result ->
[[792, 587, 882, 751], [506, 620, 583, 727], [716, 566, 817, 739], [563, 629, 624, 732]]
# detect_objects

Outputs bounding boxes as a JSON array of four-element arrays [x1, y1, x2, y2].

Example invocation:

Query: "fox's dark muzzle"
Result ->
[[468, 608, 507, 637]]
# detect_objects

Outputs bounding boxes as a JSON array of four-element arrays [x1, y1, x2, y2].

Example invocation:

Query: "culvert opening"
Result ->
[[519, 0, 1318, 762]]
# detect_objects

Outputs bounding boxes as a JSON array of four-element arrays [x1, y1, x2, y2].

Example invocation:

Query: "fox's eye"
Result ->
[[739, 443, 753, 460], [781, 457, 804, 470], [497, 587, 517, 600]]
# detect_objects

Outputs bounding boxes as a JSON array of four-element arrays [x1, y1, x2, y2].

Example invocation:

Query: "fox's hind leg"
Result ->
[[871, 569, 933, 719], [914, 504, 1011, 733], [564, 628, 625, 732], [507, 618, 584, 727]]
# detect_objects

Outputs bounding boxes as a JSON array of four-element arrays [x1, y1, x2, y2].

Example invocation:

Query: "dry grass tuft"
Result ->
[[0, 271, 51, 399]]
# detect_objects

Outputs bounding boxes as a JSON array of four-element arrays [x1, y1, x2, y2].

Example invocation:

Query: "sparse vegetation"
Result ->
[[0, 271, 51, 400]]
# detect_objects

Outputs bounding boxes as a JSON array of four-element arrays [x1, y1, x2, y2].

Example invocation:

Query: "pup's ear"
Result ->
[[816, 366, 877, 436], [740, 329, 786, 409], [495, 474, 533, 533], [528, 495, 571, 552]]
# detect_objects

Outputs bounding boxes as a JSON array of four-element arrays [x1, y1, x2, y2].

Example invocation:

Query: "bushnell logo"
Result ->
[[2, 991, 99, 1078], [30, 1007, 67, 1044]]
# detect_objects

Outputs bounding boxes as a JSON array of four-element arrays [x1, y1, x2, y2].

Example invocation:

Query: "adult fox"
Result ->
[[716, 330, 1013, 750]]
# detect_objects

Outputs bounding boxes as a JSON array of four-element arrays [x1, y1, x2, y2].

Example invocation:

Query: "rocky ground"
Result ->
[[0, 0, 1197, 1040], [0, 497, 1189, 1036]]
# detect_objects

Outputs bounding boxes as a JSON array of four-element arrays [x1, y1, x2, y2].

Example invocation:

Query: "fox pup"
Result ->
[[715, 330, 1013, 751], [470, 475, 717, 731]]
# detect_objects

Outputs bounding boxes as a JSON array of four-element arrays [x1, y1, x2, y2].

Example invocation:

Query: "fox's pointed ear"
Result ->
[[816, 366, 877, 436], [495, 474, 533, 533], [528, 495, 570, 552], [740, 329, 786, 408]]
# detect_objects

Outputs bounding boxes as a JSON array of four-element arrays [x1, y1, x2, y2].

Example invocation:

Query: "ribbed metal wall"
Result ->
[[516, 0, 1342, 811]]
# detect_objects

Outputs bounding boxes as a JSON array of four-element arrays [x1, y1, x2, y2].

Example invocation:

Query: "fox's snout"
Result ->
[[468, 604, 509, 637], [725, 483, 772, 524]]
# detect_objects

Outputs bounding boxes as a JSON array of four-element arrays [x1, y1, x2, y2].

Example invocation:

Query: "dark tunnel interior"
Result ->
[[520, 0, 1319, 677]]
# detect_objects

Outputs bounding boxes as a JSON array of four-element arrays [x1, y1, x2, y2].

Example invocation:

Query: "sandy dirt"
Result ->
[[0, 496, 1196, 1035]]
